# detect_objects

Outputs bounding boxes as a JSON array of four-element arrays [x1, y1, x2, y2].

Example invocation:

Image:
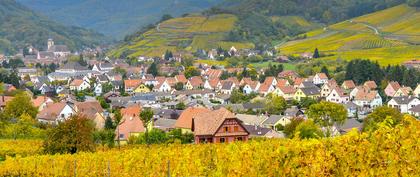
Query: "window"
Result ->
[[236, 137, 243, 141], [219, 138, 225, 143], [119, 134, 124, 138], [234, 126, 239, 132], [224, 127, 229, 132], [199, 138, 206, 143]]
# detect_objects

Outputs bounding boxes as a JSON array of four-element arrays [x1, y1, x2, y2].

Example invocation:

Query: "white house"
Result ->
[[326, 88, 350, 104], [69, 79, 91, 91], [414, 84, 420, 98], [387, 96, 420, 113], [154, 80, 171, 92], [313, 73, 328, 85], [36, 102, 74, 124], [94, 83, 103, 96], [353, 90, 382, 108]]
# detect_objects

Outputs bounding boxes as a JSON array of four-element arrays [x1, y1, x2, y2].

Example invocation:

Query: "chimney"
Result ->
[[191, 118, 195, 132]]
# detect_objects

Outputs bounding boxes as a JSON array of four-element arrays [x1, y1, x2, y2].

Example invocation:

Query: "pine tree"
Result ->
[[313, 48, 320, 58], [147, 62, 158, 76], [321, 66, 329, 77]]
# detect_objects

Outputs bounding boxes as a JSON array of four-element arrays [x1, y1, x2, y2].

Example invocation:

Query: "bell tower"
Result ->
[[47, 38, 54, 51]]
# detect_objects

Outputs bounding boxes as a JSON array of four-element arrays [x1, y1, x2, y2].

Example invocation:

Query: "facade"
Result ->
[[387, 96, 420, 113], [384, 81, 401, 97]]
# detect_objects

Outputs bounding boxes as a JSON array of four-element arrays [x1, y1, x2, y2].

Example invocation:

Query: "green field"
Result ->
[[278, 4, 420, 65]]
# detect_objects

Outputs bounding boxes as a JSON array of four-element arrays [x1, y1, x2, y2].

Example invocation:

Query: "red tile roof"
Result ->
[[175, 107, 211, 129], [193, 107, 237, 136], [36, 102, 68, 121], [342, 80, 356, 89], [124, 79, 141, 88]]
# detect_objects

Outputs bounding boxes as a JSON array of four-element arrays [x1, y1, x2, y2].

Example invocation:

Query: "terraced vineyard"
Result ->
[[110, 14, 254, 58], [278, 4, 420, 65]]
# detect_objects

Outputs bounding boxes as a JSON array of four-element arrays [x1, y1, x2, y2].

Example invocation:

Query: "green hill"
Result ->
[[278, 4, 420, 65], [0, 0, 108, 55]]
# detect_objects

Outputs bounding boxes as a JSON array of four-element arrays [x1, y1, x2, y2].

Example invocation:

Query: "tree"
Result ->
[[307, 101, 347, 136], [147, 62, 159, 76], [264, 94, 287, 115], [104, 116, 114, 130], [3, 93, 38, 121], [174, 82, 184, 91], [362, 106, 403, 132], [320, 66, 329, 77], [294, 120, 323, 139], [407, 0, 420, 7], [176, 102, 186, 110], [3, 113, 45, 139], [164, 50, 173, 60], [283, 117, 304, 138], [313, 48, 320, 58], [184, 66, 200, 79], [139, 107, 154, 144], [113, 109, 123, 125], [43, 114, 96, 154], [160, 14, 173, 22]]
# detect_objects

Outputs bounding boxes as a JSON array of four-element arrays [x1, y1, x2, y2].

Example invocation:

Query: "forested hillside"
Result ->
[[17, 0, 223, 39], [0, 0, 108, 55]]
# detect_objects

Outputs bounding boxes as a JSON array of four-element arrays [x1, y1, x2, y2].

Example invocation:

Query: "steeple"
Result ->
[[47, 38, 54, 51]]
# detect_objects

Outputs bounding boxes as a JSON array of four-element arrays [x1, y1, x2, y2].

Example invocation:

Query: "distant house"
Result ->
[[92, 62, 114, 73], [353, 90, 382, 108], [134, 84, 151, 93], [262, 115, 291, 130], [204, 78, 220, 90], [69, 79, 90, 91], [236, 114, 268, 126], [273, 86, 296, 100], [278, 70, 299, 80], [124, 79, 141, 93], [220, 81, 235, 94], [74, 101, 105, 129], [408, 105, 420, 117], [363, 81, 377, 90], [313, 73, 328, 85], [115, 105, 149, 144], [326, 87, 349, 104], [185, 76, 203, 90], [415, 84, 420, 98], [388, 96, 420, 113], [403, 59, 420, 69], [393, 87, 413, 97], [154, 79, 171, 92], [337, 118, 362, 134], [263, 76, 277, 86], [94, 83, 102, 96], [384, 81, 401, 97], [243, 125, 284, 138], [192, 108, 249, 144], [320, 83, 336, 97], [258, 83, 275, 96], [37, 102, 74, 124], [341, 80, 356, 90], [294, 87, 321, 101]]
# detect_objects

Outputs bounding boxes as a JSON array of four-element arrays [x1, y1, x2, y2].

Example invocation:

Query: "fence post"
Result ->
[[108, 160, 111, 177], [167, 160, 171, 177], [74, 160, 77, 177]]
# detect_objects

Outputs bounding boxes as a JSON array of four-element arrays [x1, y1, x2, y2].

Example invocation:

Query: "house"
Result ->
[[414, 84, 420, 98], [313, 73, 328, 85], [69, 79, 90, 91], [204, 69, 223, 79], [353, 90, 382, 108], [154, 118, 177, 132], [273, 86, 296, 100], [393, 87, 413, 97], [124, 79, 141, 93], [31, 96, 53, 111], [242, 81, 260, 95], [284, 106, 304, 117], [326, 87, 349, 104], [96, 75, 109, 84], [344, 102, 359, 118], [154, 79, 171, 92], [320, 83, 336, 97], [350, 86, 370, 100], [278, 70, 299, 80], [175, 75, 188, 84], [115, 105, 150, 144], [203, 78, 220, 90], [387, 96, 420, 113], [220, 81, 235, 94], [298, 81, 317, 89], [258, 84, 275, 96], [192, 108, 249, 144], [341, 80, 356, 90], [243, 125, 284, 138], [134, 84, 151, 93], [236, 114, 268, 126], [55, 62, 89, 73], [94, 83, 102, 96], [174, 107, 211, 133], [36, 102, 74, 124], [337, 119, 362, 134], [294, 87, 321, 101], [262, 115, 290, 130], [263, 76, 277, 86], [363, 81, 377, 90], [408, 105, 420, 117], [185, 76, 203, 90], [276, 79, 290, 87], [74, 101, 105, 129], [384, 81, 401, 97], [92, 62, 114, 73]]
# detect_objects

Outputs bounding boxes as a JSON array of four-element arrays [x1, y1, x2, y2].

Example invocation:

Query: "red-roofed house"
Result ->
[[364, 81, 377, 90], [341, 80, 356, 90], [175, 107, 211, 133], [385, 81, 401, 97], [69, 79, 90, 91], [313, 73, 328, 85], [326, 87, 349, 104], [124, 79, 142, 93]]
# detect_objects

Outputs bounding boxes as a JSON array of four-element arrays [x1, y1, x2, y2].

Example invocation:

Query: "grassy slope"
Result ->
[[278, 4, 420, 65], [110, 14, 254, 58]]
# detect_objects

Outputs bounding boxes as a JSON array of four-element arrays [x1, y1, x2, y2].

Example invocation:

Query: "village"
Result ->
[[0, 38, 419, 145]]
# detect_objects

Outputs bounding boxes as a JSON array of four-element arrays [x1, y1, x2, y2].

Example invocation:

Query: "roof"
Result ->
[[316, 73, 328, 79], [243, 125, 283, 138], [278, 70, 299, 78], [193, 107, 240, 136], [236, 114, 268, 125], [124, 79, 141, 88], [174, 107, 211, 129], [243, 103, 265, 109], [300, 87, 320, 95], [300, 81, 317, 88], [116, 114, 145, 140], [221, 81, 234, 90], [391, 96, 418, 105], [205, 69, 223, 79], [276, 79, 289, 87], [284, 107, 302, 117], [277, 86, 296, 94], [175, 75, 188, 83], [70, 79, 84, 87], [36, 102, 68, 121], [262, 115, 283, 125], [342, 80, 356, 89], [387, 81, 401, 90], [32, 96, 50, 107], [364, 81, 377, 89], [355, 90, 378, 101], [263, 77, 276, 85], [121, 104, 142, 117], [338, 118, 362, 133], [258, 83, 272, 93], [409, 104, 420, 113], [75, 101, 103, 119], [154, 118, 177, 131], [207, 78, 220, 88], [188, 76, 203, 87], [59, 62, 88, 71]]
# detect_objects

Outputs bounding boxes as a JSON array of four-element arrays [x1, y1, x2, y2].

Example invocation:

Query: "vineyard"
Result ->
[[278, 4, 420, 65], [0, 116, 418, 176]]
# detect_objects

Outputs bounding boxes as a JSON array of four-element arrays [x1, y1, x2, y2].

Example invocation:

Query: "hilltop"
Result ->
[[110, 0, 408, 58], [17, 0, 223, 39], [0, 0, 108, 55], [278, 4, 420, 65]]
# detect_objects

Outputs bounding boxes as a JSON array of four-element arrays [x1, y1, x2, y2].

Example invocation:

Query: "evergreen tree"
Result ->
[[147, 62, 159, 76], [320, 66, 329, 77], [104, 116, 114, 130], [313, 48, 320, 58]]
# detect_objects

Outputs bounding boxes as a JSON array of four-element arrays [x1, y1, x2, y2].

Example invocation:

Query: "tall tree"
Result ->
[[320, 66, 329, 77], [139, 107, 154, 144], [313, 48, 320, 58], [147, 62, 159, 76], [307, 101, 347, 136], [3, 93, 38, 121]]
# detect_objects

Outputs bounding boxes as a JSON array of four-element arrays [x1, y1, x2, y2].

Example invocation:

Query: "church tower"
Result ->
[[47, 38, 54, 51]]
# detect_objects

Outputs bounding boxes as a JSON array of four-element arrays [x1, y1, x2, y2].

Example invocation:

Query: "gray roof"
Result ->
[[131, 94, 157, 102], [96, 75, 109, 82], [344, 101, 359, 109], [409, 104, 420, 113], [391, 96, 418, 105], [236, 114, 268, 125], [262, 115, 283, 125], [300, 87, 320, 95], [59, 62, 89, 71], [284, 107, 303, 117], [221, 81, 234, 90], [50, 45, 69, 52], [338, 118, 362, 133], [36, 76, 50, 84], [243, 103, 265, 110], [301, 81, 317, 88], [111, 80, 123, 86], [154, 118, 177, 131]]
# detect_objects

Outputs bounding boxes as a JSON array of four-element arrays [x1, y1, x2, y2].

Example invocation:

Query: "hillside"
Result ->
[[16, 0, 223, 39], [109, 14, 255, 58], [0, 0, 108, 55], [278, 4, 420, 65]]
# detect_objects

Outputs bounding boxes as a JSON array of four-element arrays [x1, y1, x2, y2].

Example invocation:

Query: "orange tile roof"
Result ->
[[32, 96, 49, 107], [189, 76, 204, 87], [263, 76, 276, 85], [124, 79, 141, 88], [276, 79, 289, 87], [116, 115, 145, 140], [193, 107, 236, 136], [355, 90, 378, 101], [175, 75, 188, 83], [388, 81, 401, 90], [175, 107, 211, 129], [75, 101, 103, 119], [70, 79, 84, 86], [121, 104, 142, 118], [208, 78, 220, 88], [342, 80, 356, 89], [316, 73, 328, 79], [364, 81, 377, 90], [206, 69, 223, 79], [277, 86, 296, 94], [36, 102, 68, 121]]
